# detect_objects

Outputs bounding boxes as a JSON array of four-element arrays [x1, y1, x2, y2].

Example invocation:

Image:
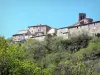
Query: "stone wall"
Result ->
[[57, 27, 69, 39], [31, 35, 45, 41], [68, 25, 89, 37], [68, 21, 100, 37], [28, 25, 51, 36], [13, 34, 25, 42], [28, 26, 46, 34]]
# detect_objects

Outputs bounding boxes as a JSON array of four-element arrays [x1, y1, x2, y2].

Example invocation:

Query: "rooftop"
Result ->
[[28, 24, 51, 28], [57, 20, 100, 29]]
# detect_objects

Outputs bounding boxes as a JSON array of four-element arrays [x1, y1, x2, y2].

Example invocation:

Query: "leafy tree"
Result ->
[[0, 36, 50, 75], [22, 38, 48, 65]]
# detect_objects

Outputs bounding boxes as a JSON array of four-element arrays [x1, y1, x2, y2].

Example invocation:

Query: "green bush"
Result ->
[[1, 34, 100, 75]]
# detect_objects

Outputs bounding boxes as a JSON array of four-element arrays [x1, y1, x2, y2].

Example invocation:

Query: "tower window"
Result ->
[[80, 16, 83, 20]]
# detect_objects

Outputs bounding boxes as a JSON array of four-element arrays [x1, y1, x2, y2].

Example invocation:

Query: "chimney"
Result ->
[[78, 13, 86, 21]]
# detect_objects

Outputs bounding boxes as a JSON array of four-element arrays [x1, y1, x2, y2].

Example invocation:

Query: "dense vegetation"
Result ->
[[0, 34, 100, 75]]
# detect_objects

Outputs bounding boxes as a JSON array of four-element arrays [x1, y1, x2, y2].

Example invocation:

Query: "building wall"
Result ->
[[57, 28, 69, 39], [94, 22, 100, 34], [28, 26, 51, 36], [68, 22, 100, 37], [46, 26, 51, 34], [28, 26, 45, 34], [13, 34, 25, 42], [13, 34, 30, 42], [68, 25, 89, 37], [88, 23, 95, 36], [31, 36, 45, 41], [87, 22, 100, 36], [48, 28, 57, 36]]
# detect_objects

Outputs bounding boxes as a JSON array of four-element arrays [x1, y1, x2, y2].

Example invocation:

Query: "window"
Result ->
[[80, 16, 83, 20]]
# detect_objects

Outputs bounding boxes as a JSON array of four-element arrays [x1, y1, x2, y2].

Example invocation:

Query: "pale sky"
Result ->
[[0, 0, 100, 38]]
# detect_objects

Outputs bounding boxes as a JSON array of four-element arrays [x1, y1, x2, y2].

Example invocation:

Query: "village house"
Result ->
[[12, 13, 100, 42], [67, 21, 100, 37], [13, 24, 52, 41], [27, 24, 52, 41], [12, 30, 29, 42], [57, 13, 97, 38], [67, 13, 100, 37], [28, 24, 51, 37]]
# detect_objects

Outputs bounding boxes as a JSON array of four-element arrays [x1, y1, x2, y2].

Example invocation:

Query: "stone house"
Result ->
[[12, 30, 29, 42], [28, 24, 51, 37], [12, 24, 52, 41], [57, 13, 100, 38], [68, 21, 100, 37]]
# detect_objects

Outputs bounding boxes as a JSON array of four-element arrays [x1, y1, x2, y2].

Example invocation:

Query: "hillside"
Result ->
[[0, 34, 100, 75]]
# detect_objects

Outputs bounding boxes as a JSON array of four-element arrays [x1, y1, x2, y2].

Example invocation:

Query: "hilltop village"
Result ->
[[12, 13, 100, 42]]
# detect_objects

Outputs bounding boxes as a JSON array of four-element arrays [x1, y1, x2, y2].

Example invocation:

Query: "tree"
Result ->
[[0, 36, 50, 75]]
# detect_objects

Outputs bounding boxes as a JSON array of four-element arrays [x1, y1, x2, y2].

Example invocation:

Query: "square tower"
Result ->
[[78, 13, 86, 21]]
